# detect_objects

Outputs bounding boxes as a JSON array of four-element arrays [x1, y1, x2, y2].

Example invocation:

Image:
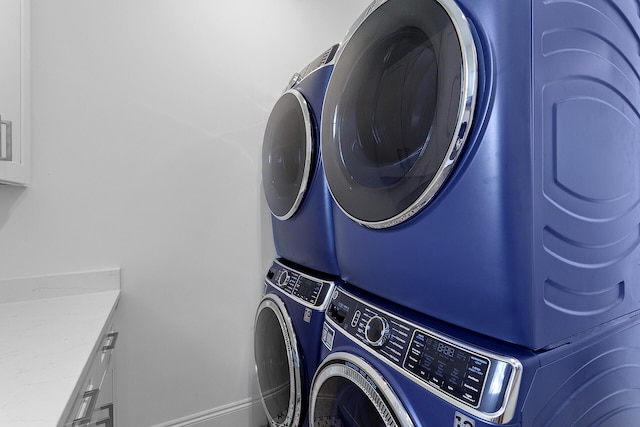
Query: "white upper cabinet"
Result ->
[[0, 0, 29, 186]]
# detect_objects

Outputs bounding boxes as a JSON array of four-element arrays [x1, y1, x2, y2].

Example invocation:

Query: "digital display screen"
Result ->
[[294, 277, 321, 304], [436, 342, 455, 358], [404, 331, 489, 407]]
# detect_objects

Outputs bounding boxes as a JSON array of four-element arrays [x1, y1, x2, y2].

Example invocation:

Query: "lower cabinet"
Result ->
[[65, 324, 118, 427]]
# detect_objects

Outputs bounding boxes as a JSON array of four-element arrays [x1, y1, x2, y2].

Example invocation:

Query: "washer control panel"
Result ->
[[266, 261, 333, 308], [325, 288, 522, 419]]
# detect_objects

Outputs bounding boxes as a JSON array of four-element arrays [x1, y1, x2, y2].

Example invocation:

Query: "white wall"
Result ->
[[0, 1, 369, 426]]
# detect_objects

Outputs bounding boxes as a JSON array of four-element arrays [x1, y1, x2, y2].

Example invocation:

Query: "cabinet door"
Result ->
[[65, 329, 117, 427], [0, 0, 30, 185], [92, 330, 116, 427], [92, 363, 114, 427]]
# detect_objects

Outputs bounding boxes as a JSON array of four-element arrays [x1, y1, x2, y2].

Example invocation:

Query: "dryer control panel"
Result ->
[[266, 260, 334, 309], [324, 288, 522, 422]]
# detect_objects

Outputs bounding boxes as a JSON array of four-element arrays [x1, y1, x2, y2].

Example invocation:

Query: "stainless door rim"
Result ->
[[268, 89, 314, 221], [309, 352, 415, 427], [254, 294, 303, 427], [325, 0, 478, 229]]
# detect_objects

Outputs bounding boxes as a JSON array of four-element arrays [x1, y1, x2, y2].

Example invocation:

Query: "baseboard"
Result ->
[[152, 396, 267, 427]]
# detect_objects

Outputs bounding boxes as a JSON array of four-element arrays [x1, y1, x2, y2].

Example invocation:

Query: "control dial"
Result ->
[[276, 270, 290, 287], [365, 315, 390, 348]]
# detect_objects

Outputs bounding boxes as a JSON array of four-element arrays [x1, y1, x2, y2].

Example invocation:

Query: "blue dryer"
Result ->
[[310, 286, 640, 426], [320, 0, 640, 349], [254, 259, 339, 427], [262, 45, 340, 276]]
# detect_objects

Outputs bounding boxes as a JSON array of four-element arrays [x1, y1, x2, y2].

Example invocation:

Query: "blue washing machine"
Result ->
[[320, 0, 640, 349], [262, 45, 340, 276], [254, 259, 339, 427], [309, 286, 640, 426]]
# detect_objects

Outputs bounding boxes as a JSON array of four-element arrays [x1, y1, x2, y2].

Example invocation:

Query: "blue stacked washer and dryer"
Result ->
[[254, 46, 344, 427], [308, 0, 640, 426], [320, 0, 640, 351], [256, 0, 640, 426]]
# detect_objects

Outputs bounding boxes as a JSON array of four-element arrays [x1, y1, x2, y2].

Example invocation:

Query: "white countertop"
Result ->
[[0, 270, 120, 427]]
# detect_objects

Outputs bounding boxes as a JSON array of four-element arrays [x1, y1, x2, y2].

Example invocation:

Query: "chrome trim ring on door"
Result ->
[[309, 352, 415, 427], [254, 295, 302, 427], [262, 89, 314, 221], [322, 0, 478, 228]]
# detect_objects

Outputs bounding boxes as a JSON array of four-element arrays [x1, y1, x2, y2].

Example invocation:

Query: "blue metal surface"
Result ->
[[326, 0, 640, 349], [522, 315, 640, 426], [269, 65, 339, 276]]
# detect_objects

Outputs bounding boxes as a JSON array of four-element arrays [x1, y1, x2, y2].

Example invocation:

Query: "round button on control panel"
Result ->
[[276, 270, 290, 287], [365, 315, 390, 348]]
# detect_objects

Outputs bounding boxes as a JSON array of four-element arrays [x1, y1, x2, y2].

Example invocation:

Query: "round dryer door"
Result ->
[[254, 295, 303, 427], [262, 89, 315, 220], [321, 0, 478, 228], [309, 353, 414, 427]]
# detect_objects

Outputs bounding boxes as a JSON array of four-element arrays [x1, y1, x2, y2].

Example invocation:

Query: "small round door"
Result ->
[[262, 90, 315, 220], [254, 295, 303, 427], [309, 353, 414, 427], [321, 0, 478, 228]]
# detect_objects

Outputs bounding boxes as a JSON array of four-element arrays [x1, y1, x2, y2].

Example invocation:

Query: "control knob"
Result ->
[[276, 270, 290, 287], [365, 315, 390, 348]]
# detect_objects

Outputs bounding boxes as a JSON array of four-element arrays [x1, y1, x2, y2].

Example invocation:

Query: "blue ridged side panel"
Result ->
[[522, 315, 640, 426], [533, 0, 640, 346], [270, 65, 340, 276]]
